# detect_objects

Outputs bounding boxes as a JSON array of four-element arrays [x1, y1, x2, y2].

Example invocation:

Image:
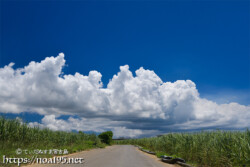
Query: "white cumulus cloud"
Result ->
[[1, 53, 250, 137]]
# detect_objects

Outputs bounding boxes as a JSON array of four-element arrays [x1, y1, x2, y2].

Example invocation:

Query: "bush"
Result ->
[[98, 131, 113, 145]]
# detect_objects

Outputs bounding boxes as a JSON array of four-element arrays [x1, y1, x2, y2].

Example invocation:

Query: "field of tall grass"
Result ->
[[0, 117, 105, 166], [115, 130, 250, 167]]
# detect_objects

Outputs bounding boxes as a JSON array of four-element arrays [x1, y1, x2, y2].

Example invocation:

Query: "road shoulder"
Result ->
[[135, 147, 180, 167]]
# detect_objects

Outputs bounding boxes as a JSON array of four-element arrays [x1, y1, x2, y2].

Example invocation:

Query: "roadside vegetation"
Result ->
[[114, 130, 250, 167], [0, 117, 106, 166]]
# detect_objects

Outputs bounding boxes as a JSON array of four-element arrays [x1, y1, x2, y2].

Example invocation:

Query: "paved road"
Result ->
[[27, 145, 177, 167]]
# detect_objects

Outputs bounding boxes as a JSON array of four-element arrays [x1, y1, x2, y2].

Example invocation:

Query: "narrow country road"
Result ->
[[26, 145, 178, 167]]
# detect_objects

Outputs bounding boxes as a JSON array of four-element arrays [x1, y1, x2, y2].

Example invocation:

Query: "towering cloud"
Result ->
[[0, 53, 249, 137]]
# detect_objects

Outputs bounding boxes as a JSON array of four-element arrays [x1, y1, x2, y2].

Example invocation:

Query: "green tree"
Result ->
[[98, 131, 113, 145]]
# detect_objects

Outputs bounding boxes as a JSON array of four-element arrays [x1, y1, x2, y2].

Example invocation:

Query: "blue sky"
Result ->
[[0, 0, 249, 137]]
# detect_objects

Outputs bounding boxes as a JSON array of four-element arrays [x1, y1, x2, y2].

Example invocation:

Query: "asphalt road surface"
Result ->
[[27, 145, 178, 167]]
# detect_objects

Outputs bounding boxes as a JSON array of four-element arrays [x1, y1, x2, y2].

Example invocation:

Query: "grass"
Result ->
[[114, 130, 250, 167], [0, 117, 105, 166]]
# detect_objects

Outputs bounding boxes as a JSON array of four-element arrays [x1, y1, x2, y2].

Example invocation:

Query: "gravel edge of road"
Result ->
[[134, 146, 180, 167], [136, 145, 194, 167]]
